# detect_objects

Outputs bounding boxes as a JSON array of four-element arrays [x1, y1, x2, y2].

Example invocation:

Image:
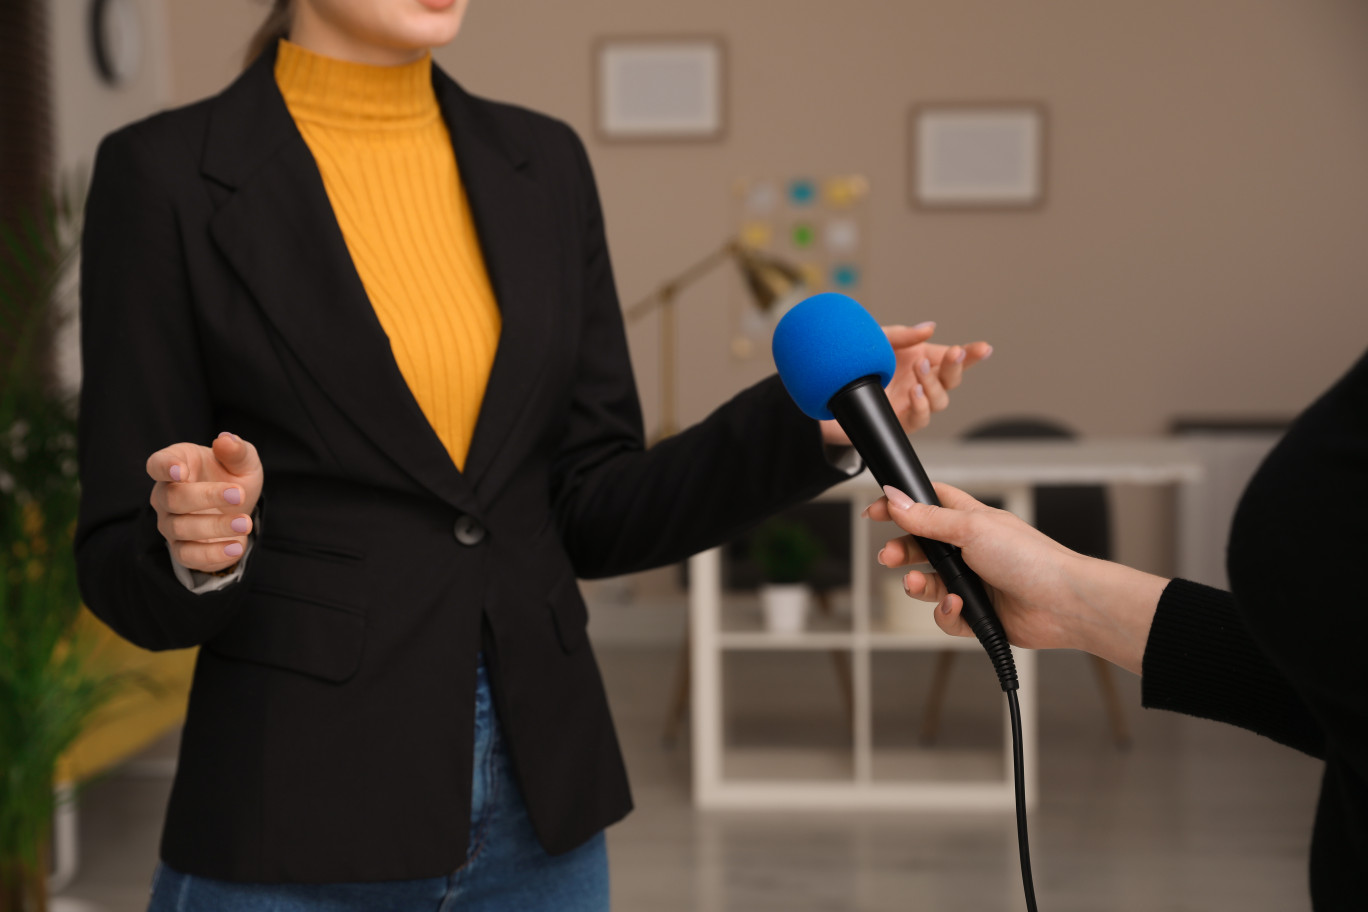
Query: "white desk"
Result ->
[[689, 437, 1204, 811]]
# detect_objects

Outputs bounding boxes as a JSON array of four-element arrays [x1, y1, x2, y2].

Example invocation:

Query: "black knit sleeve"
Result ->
[[1141, 578, 1325, 759]]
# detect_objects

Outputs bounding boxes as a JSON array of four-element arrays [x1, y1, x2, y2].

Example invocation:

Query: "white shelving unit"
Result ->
[[690, 476, 1036, 811], [689, 438, 1205, 811]]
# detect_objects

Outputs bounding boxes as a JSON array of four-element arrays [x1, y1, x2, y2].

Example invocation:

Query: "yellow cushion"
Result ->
[[54, 609, 196, 787]]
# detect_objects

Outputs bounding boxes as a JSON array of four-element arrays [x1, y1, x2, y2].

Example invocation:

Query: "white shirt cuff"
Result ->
[[823, 443, 864, 477], [171, 537, 254, 594]]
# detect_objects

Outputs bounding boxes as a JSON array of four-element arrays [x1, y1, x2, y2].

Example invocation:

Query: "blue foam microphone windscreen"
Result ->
[[771, 292, 896, 420]]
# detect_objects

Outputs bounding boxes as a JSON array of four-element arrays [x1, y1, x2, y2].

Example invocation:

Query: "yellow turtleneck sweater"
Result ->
[[275, 39, 501, 470]]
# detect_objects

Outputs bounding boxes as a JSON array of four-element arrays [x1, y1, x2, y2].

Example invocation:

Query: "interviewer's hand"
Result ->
[[146, 433, 264, 573], [866, 482, 1168, 675], [820, 323, 992, 446]]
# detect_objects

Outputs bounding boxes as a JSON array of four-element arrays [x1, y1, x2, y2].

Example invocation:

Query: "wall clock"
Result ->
[[90, 0, 144, 86]]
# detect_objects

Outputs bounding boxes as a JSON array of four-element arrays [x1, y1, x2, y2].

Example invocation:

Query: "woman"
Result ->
[[869, 349, 1368, 909], [75, 0, 991, 908]]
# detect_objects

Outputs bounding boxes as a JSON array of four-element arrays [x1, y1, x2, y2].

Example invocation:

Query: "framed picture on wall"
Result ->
[[909, 103, 1047, 210], [594, 36, 726, 142]]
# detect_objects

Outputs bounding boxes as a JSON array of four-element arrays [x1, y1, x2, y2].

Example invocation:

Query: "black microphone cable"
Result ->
[[1009, 690, 1038, 912], [958, 592, 1038, 912]]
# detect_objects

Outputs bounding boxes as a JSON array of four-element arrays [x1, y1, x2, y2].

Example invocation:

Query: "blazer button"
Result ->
[[453, 514, 487, 547]]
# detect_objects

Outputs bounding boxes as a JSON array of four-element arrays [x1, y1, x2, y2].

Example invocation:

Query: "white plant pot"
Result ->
[[760, 584, 810, 634]]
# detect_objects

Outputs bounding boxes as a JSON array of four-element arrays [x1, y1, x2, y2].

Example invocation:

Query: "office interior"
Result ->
[[7, 1, 1368, 910]]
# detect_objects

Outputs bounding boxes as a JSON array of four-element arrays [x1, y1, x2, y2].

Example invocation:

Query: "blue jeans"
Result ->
[[147, 659, 609, 911]]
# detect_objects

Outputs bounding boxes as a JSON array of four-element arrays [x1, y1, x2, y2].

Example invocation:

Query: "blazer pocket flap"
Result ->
[[208, 587, 365, 683], [548, 574, 589, 654]]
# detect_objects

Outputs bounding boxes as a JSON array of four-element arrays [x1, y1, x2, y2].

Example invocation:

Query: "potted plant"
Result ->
[[0, 183, 119, 912], [748, 518, 824, 634]]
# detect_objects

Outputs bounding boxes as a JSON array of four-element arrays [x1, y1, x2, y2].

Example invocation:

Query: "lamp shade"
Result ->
[[734, 245, 807, 314]]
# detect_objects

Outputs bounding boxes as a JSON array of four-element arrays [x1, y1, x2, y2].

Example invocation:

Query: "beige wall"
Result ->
[[161, 1, 1368, 575], [47, 0, 173, 389], [50, 0, 171, 177], [169, 1, 1368, 432]]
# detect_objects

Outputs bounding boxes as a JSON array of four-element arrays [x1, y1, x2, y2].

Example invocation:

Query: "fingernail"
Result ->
[[218, 431, 239, 441], [224, 487, 242, 505], [913, 321, 936, 330], [169, 465, 182, 482], [939, 600, 952, 615], [914, 383, 925, 399], [876, 549, 887, 566], [231, 517, 249, 534], [982, 344, 994, 359], [954, 348, 966, 364], [882, 485, 914, 510], [918, 358, 931, 375], [224, 542, 244, 558]]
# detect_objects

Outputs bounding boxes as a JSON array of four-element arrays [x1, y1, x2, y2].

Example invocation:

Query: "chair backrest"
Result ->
[[964, 417, 1113, 561]]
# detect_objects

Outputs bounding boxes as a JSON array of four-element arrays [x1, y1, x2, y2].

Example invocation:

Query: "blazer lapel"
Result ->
[[433, 73, 559, 493], [202, 46, 477, 512]]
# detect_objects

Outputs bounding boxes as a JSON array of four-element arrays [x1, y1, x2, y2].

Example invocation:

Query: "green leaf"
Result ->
[[0, 174, 122, 867]]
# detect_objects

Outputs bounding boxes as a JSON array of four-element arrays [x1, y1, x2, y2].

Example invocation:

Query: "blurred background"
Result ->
[[4, 1, 1368, 910]]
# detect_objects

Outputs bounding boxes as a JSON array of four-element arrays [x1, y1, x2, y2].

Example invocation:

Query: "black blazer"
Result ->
[[75, 44, 848, 883]]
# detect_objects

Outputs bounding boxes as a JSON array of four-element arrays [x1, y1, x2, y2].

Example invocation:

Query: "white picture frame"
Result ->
[[910, 103, 1047, 209], [595, 37, 726, 142]]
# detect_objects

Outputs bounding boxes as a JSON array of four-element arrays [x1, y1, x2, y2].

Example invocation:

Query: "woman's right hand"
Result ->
[[867, 482, 1168, 675], [145, 433, 264, 573]]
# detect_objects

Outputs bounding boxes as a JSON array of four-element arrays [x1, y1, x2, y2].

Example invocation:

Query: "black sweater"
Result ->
[[1141, 348, 1368, 910]]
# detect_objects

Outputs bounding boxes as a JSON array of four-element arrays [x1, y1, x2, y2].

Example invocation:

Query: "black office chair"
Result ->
[[662, 501, 854, 746], [919, 417, 1132, 748]]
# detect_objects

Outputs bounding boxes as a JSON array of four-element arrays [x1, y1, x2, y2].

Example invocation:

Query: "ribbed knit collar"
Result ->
[[274, 39, 438, 129]]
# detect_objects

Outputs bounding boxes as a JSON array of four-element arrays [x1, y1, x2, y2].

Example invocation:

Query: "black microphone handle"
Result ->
[[828, 376, 1018, 691]]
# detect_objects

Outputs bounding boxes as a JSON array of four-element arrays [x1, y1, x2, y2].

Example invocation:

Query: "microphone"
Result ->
[[772, 292, 1017, 693], [773, 293, 1041, 912]]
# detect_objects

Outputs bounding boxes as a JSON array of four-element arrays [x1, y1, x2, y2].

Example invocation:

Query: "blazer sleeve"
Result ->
[[548, 127, 851, 578], [1141, 578, 1326, 759], [75, 125, 253, 651]]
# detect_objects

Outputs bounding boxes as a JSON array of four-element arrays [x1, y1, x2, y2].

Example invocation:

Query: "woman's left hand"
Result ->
[[819, 322, 993, 446]]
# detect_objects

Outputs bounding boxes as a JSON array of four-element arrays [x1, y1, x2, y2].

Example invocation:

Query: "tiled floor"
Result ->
[[55, 644, 1322, 911]]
